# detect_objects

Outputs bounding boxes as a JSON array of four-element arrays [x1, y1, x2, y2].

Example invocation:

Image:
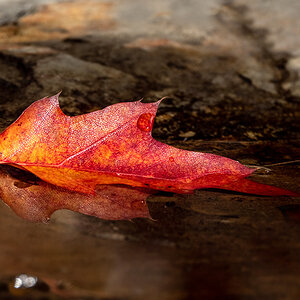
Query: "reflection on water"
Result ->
[[0, 163, 298, 223], [0, 165, 299, 299], [0, 165, 151, 222]]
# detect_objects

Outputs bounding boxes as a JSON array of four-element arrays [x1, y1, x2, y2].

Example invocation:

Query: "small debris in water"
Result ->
[[14, 274, 37, 289]]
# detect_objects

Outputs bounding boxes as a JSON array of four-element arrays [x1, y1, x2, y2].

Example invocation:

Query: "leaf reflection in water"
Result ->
[[0, 166, 151, 222]]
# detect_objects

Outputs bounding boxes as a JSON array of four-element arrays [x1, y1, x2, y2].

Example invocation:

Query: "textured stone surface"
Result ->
[[234, 0, 300, 97], [0, 0, 299, 299]]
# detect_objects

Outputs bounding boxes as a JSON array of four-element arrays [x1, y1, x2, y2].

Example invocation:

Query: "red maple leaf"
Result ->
[[0, 94, 298, 196]]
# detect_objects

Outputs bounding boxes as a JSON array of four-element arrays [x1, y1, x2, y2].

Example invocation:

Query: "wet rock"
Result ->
[[32, 53, 137, 112]]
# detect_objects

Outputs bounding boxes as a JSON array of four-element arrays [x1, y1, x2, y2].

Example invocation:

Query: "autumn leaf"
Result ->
[[0, 94, 298, 196], [0, 165, 151, 222]]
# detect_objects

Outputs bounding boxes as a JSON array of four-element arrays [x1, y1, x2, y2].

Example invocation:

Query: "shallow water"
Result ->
[[0, 162, 299, 299]]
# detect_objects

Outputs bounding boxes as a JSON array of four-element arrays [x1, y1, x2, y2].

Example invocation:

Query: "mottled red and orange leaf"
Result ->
[[0, 94, 298, 196]]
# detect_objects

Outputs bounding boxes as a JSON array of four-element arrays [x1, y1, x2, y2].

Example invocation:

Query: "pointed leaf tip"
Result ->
[[154, 96, 168, 107], [50, 91, 62, 102], [159, 96, 169, 102], [56, 90, 62, 97]]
